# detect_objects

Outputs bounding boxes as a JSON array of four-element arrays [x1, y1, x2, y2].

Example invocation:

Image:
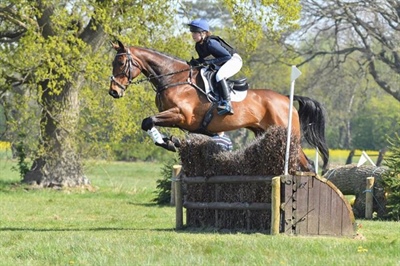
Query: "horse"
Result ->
[[108, 40, 329, 172]]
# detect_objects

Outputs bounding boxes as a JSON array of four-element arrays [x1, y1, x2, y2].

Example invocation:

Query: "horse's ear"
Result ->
[[117, 40, 125, 50], [110, 41, 119, 51]]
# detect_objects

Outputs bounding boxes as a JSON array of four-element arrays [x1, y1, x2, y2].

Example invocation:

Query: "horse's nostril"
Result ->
[[109, 90, 119, 98]]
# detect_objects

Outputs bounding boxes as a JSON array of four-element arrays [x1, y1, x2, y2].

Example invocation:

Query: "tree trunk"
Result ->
[[345, 149, 355, 165], [323, 164, 387, 218], [23, 79, 89, 187], [21, 5, 108, 187], [376, 148, 387, 167]]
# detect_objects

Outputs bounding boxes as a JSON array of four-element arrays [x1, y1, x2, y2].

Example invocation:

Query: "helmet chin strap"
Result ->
[[200, 32, 206, 42]]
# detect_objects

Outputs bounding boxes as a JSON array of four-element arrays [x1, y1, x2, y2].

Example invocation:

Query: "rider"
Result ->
[[187, 18, 243, 115]]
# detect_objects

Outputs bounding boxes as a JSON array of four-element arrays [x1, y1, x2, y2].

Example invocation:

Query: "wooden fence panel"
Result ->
[[307, 177, 320, 235], [294, 175, 309, 235], [331, 189, 343, 236], [318, 181, 332, 235]]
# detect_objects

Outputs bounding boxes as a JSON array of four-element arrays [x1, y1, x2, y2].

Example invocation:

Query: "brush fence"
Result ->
[[174, 171, 356, 236]]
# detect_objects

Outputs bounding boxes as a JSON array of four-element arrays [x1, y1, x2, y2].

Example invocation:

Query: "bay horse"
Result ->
[[108, 41, 329, 172]]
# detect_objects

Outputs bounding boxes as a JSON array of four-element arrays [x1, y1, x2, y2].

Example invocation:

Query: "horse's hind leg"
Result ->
[[299, 150, 315, 173]]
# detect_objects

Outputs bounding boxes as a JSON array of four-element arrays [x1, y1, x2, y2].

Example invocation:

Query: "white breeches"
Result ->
[[215, 53, 243, 82]]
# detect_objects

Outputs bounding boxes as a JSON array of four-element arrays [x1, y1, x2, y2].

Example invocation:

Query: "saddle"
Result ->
[[200, 67, 249, 102], [192, 66, 249, 136]]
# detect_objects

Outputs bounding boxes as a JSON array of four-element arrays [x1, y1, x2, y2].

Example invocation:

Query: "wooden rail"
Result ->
[[183, 202, 271, 210], [182, 175, 274, 184]]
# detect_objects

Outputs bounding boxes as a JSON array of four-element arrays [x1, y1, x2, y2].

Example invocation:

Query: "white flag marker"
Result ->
[[357, 151, 376, 167], [291, 66, 302, 82], [284, 66, 302, 175]]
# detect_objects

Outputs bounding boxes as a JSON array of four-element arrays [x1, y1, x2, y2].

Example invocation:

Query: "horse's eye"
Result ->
[[115, 57, 125, 66]]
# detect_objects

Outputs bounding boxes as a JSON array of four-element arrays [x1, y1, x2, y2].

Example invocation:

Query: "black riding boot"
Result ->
[[217, 79, 234, 115]]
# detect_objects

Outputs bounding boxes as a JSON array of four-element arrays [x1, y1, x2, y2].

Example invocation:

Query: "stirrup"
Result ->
[[217, 102, 234, 115], [217, 100, 228, 110]]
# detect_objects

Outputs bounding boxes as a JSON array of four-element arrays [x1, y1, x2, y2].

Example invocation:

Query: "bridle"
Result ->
[[110, 47, 204, 94], [110, 48, 141, 93]]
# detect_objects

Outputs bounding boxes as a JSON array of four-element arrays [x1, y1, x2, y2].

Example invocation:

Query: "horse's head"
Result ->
[[109, 40, 142, 98]]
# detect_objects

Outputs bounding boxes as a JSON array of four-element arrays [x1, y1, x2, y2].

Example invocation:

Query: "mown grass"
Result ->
[[1, 155, 399, 265]]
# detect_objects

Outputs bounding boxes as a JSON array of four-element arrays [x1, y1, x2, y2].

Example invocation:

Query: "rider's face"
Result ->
[[191, 32, 204, 43]]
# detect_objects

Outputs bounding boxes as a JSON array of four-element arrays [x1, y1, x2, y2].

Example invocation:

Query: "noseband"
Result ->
[[110, 48, 141, 92]]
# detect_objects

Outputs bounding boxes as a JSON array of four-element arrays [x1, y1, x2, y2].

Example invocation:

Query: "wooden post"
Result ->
[[170, 165, 182, 206], [271, 176, 281, 235], [365, 176, 374, 219], [174, 165, 183, 229]]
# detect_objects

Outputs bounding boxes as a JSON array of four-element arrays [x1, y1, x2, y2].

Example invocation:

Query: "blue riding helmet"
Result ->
[[188, 18, 209, 32]]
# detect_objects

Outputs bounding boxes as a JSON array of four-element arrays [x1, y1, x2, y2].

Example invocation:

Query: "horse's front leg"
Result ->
[[141, 107, 184, 152]]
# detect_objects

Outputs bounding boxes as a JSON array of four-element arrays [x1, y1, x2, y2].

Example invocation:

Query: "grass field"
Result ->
[[1, 154, 400, 265]]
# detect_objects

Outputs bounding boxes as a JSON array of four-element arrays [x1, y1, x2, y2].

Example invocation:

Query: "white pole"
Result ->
[[315, 147, 319, 174], [284, 66, 302, 175]]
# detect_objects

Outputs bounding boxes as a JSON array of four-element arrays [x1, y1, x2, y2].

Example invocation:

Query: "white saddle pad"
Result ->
[[200, 68, 247, 102]]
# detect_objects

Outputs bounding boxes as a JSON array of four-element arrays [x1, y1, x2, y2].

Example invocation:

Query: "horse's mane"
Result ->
[[134, 46, 187, 65]]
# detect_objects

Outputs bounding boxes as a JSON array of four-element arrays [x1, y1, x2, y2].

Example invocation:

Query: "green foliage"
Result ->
[[352, 96, 400, 150], [2, 0, 398, 169], [222, 0, 300, 53], [0, 105, 5, 137], [245, 37, 300, 91], [0, 0, 302, 166], [296, 35, 400, 150], [153, 157, 180, 205], [1, 0, 189, 165], [381, 133, 400, 221], [10, 134, 30, 179]]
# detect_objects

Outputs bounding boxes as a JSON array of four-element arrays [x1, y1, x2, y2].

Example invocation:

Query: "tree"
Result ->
[[297, 48, 375, 149], [381, 133, 400, 221], [351, 95, 400, 150], [0, 0, 181, 187], [294, 0, 400, 102], [1, 0, 302, 187]]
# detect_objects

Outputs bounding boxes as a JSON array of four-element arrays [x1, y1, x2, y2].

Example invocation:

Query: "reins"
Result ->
[[112, 48, 207, 95], [132, 66, 195, 93]]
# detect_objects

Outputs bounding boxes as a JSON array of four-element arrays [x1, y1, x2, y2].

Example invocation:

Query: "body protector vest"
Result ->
[[209, 35, 237, 55]]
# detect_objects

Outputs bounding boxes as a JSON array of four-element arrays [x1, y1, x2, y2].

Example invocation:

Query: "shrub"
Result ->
[[11, 136, 30, 179], [381, 133, 400, 221], [153, 157, 179, 205]]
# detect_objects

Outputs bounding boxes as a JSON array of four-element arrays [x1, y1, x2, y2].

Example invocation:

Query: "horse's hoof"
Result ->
[[165, 140, 177, 152], [170, 136, 181, 148], [155, 141, 177, 152], [162, 136, 181, 148]]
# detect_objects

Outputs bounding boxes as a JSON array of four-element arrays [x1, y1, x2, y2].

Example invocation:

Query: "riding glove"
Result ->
[[189, 57, 206, 67]]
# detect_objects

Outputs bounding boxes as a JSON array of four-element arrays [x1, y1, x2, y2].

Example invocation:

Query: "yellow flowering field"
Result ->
[[303, 148, 381, 165], [0, 141, 11, 151]]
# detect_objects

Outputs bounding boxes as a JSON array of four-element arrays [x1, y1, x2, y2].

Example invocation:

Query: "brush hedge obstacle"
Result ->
[[175, 126, 356, 236]]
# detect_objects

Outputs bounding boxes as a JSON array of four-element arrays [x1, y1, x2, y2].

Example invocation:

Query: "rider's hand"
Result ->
[[188, 58, 204, 67]]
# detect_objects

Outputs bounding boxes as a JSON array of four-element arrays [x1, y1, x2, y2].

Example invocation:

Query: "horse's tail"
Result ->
[[293, 95, 329, 171]]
